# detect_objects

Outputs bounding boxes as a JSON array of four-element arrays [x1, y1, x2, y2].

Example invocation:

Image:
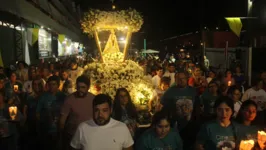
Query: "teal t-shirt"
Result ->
[[200, 89, 219, 115], [161, 86, 197, 130], [136, 128, 183, 150], [238, 124, 259, 141], [36, 92, 66, 133], [197, 121, 240, 150]]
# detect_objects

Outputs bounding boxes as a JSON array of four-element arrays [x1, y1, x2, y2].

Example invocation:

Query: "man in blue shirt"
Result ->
[[36, 75, 66, 150]]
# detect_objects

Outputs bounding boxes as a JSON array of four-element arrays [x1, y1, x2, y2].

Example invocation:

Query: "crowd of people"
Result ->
[[0, 55, 266, 150]]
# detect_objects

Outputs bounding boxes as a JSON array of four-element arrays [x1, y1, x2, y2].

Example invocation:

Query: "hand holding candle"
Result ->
[[13, 85, 18, 92], [239, 140, 254, 150], [8, 106, 17, 120], [258, 131, 266, 149], [228, 81, 232, 87]]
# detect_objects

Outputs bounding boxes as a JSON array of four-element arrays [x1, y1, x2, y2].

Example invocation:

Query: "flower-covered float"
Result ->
[[81, 8, 153, 108]]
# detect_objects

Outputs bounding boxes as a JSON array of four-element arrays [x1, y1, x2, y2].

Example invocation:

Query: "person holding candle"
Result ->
[[136, 110, 183, 150], [223, 70, 235, 87], [0, 91, 23, 150], [195, 96, 240, 150]]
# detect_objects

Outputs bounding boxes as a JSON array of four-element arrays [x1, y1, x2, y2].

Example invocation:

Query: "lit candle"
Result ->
[[239, 140, 254, 150], [8, 106, 17, 120], [258, 131, 266, 149], [13, 85, 18, 92], [228, 81, 232, 86]]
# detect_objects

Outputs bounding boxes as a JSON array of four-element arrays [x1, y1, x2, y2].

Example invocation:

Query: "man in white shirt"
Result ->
[[163, 63, 176, 86], [71, 94, 134, 150], [152, 67, 163, 88]]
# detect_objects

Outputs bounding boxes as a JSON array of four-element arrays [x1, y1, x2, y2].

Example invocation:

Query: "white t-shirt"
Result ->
[[242, 88, 266, 111], [71, 118, 134, 150], [152, 75, 161, 88]]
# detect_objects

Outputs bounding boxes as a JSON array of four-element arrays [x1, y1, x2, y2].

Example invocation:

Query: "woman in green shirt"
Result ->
[[136, 110, 183, 150], [196, 96, 240, 150]]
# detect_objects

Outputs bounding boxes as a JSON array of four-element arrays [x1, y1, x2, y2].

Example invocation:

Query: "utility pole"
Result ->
[[247, 0, 253, 86]]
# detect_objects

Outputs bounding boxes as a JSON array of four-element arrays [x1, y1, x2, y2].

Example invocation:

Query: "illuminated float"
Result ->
[[81, 8, 153, 106]]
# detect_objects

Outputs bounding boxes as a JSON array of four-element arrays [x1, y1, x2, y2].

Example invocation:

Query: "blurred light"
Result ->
[[201, 42, 203, 46], [204, 27, 207, 29], [112, 5, 116, 9], [48, 28, 51, 30], [120, 37, 125, 41], [216, 27, 219, 30], [180, 49, 184, 52], [41, 26, 44, 29]]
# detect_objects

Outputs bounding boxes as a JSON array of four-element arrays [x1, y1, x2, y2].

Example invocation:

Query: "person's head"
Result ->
[[193, 66, 202, 76], [225, 70, 232, 78], [260, 71, 266, 84], [29, 67, 37, 80], [9, 72, 17, 82], [61, 69, 69, 80], [168, 63, 175, 73], [228, 86, 242, 102], [175, 72, 188, 88], [93, 94, 113, 126], [252, 78, 263, 91], [208, 70, 216, 78], [42, 68, 50, 78], [0, 67, 4, 74], [214, 96, 234, 122], [17, 61, 25, 69], [114, 88, 131, 106], [70, 59, 78, 70], [156, 67, 163, 77], [208, 81, 219, 94], [32, 79, 44, 94], [235, 66, 242, 74], [236, 100, 257, 124], [0, 74, 5, 89], [152, 110, 171, 138], [47, 75, 60, 93], [76, 75, 90, 97], [160, 77, 171, 91]]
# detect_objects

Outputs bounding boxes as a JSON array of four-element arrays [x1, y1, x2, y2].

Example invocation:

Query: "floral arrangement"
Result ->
[[102, 52, 124, 62], [83, 57, 153, 105], [81, 8, 144, 36]]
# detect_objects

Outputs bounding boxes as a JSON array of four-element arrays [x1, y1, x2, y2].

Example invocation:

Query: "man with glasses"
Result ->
[[60, 75, 95, 150]]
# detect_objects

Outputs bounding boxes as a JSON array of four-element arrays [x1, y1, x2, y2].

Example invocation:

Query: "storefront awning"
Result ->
[[0, 0, 81, 42]]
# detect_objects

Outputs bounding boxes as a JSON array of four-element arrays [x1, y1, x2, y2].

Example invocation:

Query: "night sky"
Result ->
[[74, 0, 246, 48]]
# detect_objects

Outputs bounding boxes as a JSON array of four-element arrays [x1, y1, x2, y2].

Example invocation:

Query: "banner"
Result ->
[[24, 32, 30, 65], [225, 18, 242, 37], [27, 28, 39, 46]]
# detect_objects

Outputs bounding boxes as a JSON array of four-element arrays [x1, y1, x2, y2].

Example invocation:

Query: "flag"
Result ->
[[225, 18, 242, 37], [27, 28, 39, 46], [58, 34, 65, 43]]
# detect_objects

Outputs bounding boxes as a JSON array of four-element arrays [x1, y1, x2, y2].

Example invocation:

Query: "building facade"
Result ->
[[0, 0, 86, 66]]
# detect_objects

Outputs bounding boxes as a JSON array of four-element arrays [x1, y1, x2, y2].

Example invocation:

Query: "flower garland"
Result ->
[[83, 57, 153, 105], [81, 8, 144, 36]]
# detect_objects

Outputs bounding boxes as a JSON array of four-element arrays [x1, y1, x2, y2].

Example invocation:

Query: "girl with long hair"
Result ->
[[113, 88, 138, 137]]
